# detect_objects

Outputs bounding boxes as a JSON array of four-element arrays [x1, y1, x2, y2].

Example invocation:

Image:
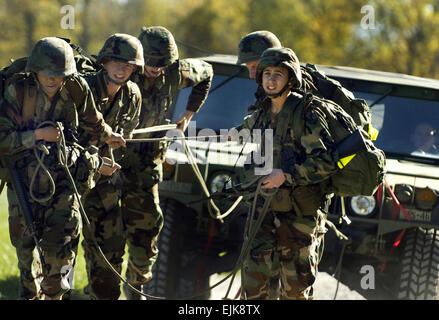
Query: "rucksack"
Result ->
[[0, 40, 101, 190], [279, 93, 385, 197], [0, 39, 99, 129], [301, 63, 379, 141]]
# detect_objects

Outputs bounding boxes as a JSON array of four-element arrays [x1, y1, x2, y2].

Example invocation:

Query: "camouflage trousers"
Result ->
[[82, 177, 164, 300], [7, 183, 81, 300], [241, 208, 327, 300], [81, 179, 125, 300], [121, 181, 164, 287]]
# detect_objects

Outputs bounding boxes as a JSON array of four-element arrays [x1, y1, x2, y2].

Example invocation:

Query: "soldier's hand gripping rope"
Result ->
[[52, 121, 163, 300], [123, 125, 278, 299], [43, 121, 277, 300]]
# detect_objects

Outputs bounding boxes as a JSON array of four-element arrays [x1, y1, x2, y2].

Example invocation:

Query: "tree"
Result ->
[[348, 0, 439, 78], [1, 0, 439, 78]]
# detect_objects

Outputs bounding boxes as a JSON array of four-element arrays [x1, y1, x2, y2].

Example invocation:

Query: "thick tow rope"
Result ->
[[222, 179, 277, 300], [128, 128, 245, 222], [26, 122, 273, 300], [43, 122, 268, 300], [51, 122, 161, 300], [126, 134, 229, 143], [125, 127, 279, 299]]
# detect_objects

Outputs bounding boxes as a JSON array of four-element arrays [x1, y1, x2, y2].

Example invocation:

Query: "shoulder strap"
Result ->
[[22, 77, 38, 126], [169, 61, 181, 99], [275, 95, 298, 144], [9, 77, 37, 129], [275, 93, 314, 145], [64, 76, 86, 108], [291, 93, 315, 142]]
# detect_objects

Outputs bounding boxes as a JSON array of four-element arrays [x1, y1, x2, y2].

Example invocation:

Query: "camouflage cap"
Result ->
[[237, 31, 281, 65], [256, 47, 302, 89], [26, 37, 76, 77], [138, 26, 179, 67], [97, 33, 145, 73]]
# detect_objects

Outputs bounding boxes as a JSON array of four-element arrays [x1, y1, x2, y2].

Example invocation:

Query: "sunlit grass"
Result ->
[[0, 191, 19, 299], [0, 190, 128, 300]]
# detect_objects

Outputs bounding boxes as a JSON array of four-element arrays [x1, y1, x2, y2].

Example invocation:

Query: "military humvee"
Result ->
[[144, 54, 439, 300]]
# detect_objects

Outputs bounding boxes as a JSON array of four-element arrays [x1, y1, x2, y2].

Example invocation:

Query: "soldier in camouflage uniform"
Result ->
[[0, 37, 124, 300], [79, 34, 143, 300], [237, 31, 282, 80], [240, 47, 338, 300], [119, 26, 213, 299], [237, 31, 282, 113]]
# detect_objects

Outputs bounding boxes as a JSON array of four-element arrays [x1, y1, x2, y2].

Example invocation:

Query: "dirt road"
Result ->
[[209, 271, 366, 300]]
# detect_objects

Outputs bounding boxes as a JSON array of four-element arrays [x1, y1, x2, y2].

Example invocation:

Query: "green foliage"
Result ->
[[1, 0, 439, 299], [347, 0, 439, 77], [1, 0, 439, 78], [0, 192, 19, 299], [0, 190, 128, 300]]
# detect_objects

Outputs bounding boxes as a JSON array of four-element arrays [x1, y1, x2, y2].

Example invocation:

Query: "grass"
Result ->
[[0, 191, 19, 300], [0, 190, 128, 300]]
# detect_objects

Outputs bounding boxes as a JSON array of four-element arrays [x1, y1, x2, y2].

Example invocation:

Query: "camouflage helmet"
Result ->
[[25, 37, 76, 77], [256, 47, 302, 89], [237, 31, 281, 65], [138, 26, 179, 67], [97, 33, 144, 73]]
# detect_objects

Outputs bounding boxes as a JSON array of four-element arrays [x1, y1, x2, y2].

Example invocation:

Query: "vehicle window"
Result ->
[[172, 75, 257, 130], [355, 92, 439, 159]]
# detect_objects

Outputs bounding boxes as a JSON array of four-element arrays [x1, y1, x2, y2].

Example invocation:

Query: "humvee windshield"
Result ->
[[357, 92, 439, 159], [172, 74, 439, 160]]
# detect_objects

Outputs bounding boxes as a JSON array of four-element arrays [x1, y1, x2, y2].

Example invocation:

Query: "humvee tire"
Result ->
[[144, 198, 210, 299], [398, 227, 439, 300]]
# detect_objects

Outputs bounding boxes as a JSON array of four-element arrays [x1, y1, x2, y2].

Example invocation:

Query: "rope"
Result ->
[[125, 134, 229, 143], [28, 121, 58, 203], [38, 122, 275, 300], [44, 121, 162, 300], [180, 133, 244, 222], [178, 178, 276, 300], [223, 179, 276, 299], [332, 239, 348, 300], [62, 131, 160, 300]]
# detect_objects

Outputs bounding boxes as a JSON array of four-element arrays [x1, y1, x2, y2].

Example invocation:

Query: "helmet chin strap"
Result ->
[[265, 80, 293, 99], [103, 69, 128, 86]]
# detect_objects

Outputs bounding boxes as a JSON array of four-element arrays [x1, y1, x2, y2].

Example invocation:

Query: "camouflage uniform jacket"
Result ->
[[81, 69, 142, 158], [247, 85, 266, 113], [242, 93, 339, 187], [126, 58, 213, 168], [248, 66, 318, 114], [0, 74, 112, 184]]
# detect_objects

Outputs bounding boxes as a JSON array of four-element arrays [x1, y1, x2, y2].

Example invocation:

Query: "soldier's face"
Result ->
[[37, 74, 64, 98], [245, 60, 259, 79], [103, 60, 136, 84], [145, 65, 165, 78], [262, 66, 289, 95], [411, 122, 436, 150]]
